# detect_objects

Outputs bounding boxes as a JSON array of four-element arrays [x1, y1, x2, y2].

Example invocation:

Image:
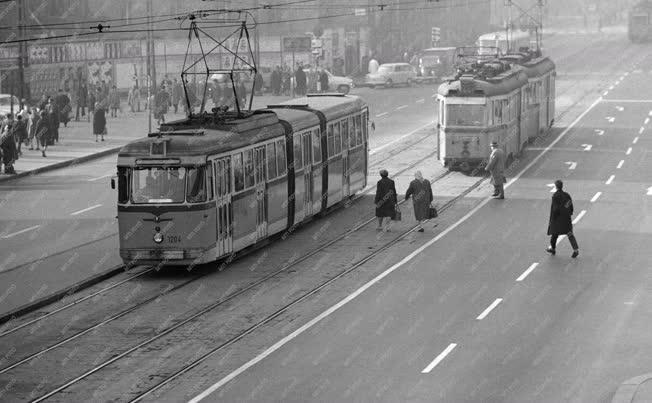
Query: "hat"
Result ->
[[490, 141, 498, 146]]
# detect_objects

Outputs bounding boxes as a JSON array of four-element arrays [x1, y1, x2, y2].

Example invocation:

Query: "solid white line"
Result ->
[[590, 192, 602, 203], [605, 175, 615, 185], [376, 112, 389, 118], [416, 98, 425, 104], [572, 210, 587, 225], [369, 121, 434, 155], [70, 204, 102, 216], [188, 96, 604, 402], [626, 147, 632, 155], [633, 137, 639, 144], [88, 173, 113, 182], [396, 105, 408, 110], [639, 127, 645, 134], [617, 160, 624, 169], [516, 263, 539, 282], [421, 343, 458, 373], [1, 225, 40, 239], [600, 99, 652, 103], [476, 298, 503, 320], [649, 110, 652, 115]]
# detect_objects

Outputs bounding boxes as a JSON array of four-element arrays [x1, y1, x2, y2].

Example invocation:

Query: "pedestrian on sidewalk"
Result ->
[[0, 113, 17, 174], [56, 89, 71, 128], [294, 63, 307, 97], [13, 114, 28, 156], [154, 84, 169, 125], [127, 85, 140, 113], [485, 140, 506, 199], [172, 78, 183, 114], [271, 66, 281, 96], [27, 107, 39, 150], [319, 68, 329, 93], [93, 100, 107, 142], [76, 83, 87, 121], [546, 180, 580, 258], [375, 169, 397, 231], [35, 109, 50, 157], [87, 86, 96, 123], [109, 85, 120, 118], [47, 98, 59, 145], [405, 170, 433, 232]]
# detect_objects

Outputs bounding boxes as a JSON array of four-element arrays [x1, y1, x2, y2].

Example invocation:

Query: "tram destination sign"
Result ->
[[283, 36, 311, 52]]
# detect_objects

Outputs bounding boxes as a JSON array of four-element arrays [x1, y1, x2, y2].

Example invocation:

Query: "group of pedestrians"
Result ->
[[268, 63, 330, 97], [373, 139, 580, 258]]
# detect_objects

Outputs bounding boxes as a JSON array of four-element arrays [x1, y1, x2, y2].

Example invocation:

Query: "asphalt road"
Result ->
[[149, 35, 652, 402]]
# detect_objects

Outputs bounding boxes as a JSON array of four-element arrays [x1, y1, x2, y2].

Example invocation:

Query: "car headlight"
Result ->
[[153, 232, 164, 244]]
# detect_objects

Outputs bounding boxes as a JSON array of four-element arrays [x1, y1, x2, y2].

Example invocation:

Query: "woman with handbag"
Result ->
[[374, 169, 398, 231], [405, 170, 433, 232]]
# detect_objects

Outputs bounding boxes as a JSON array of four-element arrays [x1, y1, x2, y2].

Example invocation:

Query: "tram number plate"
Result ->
[[166, 235, 182, 244]]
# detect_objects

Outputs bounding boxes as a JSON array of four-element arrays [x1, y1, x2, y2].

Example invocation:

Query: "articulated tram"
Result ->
[[436, 50, 555, 171], [114, 94, 369, 266]]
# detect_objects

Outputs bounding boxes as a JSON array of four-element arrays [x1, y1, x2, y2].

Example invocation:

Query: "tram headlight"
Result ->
[[153, 232, 164, 244]]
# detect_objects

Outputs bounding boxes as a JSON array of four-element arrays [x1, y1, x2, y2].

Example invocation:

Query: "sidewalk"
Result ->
[[612, 373, 652, 403], [0, 95, 292, 183]]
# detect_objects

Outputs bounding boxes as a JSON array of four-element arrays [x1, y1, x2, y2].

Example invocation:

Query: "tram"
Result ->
[[113, 94, 369, 266], [629, 0, 652, 42], [435, 50, 555, 171]]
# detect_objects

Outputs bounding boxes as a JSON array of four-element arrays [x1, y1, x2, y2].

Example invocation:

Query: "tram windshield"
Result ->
[[446, 104, 485, 126], [131, 166, 204, 204]]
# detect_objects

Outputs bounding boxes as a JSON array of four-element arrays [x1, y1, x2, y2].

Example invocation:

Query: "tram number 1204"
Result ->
[[167, 235, 182, 244]]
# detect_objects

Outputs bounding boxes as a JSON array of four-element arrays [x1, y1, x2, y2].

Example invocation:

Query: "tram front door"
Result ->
[[214, 157, 233, 257], [254, 146, 268, 241], [302, 132, 313, 216]]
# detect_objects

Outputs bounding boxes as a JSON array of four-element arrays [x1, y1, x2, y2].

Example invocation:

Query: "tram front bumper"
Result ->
[[121, 248, 211, 265]]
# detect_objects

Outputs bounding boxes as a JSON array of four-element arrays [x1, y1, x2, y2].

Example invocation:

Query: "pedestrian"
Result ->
[[319, 68, 329, 93], [271, 66, 281, 96], [295, 63, 307, 96], [87, 87, 96, 123], [254, 71, 264, 95], [0, 113, 17, 173], [485, 140, 506, 199], [93, 101, 107, 142], [405, 170, 433, 232], [172, 79, 183, 114], [76, 83, 87, 121], [38, 94, 48, 111], [546, 180, 580, 258], [374, 169, 397, 230], [127, 85, 141, 113], [27, 107, 39, 150], [368, 57, 379, 74], [35, 109, 50, 157], [154, 84, 170, 125], [13, 114, 28, 156], [47, 99, 59, 145], [108, 85, 120, 117], [56, 88, 71, 127]]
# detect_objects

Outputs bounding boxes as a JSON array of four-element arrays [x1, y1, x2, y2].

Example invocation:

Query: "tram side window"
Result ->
[[334, 121, 342, 155], [186, 167, 207, 203], [493, 101, 502, 125], [206, 163, 214, 200], [244, 149, 254, 188], [341, 119, 349, 150], [276, 139, 287, 176], [294, 134, 303, 170], [214, 160, 222, 196], [348, 117, 356, 148], [312, 129, 322, 163], [117, 167, 129, 204], [266, 142, 277, 179], [355, 115, 362, 145], [362, 112, 367, 143], [327, 124, 335, 158], [233, 153, 244, 192]]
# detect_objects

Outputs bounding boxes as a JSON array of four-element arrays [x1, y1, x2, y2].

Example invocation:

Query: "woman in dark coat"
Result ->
[[374, 169, 397, 230], [405, 170, 433, 232], [546, 180, 579, 257], [35, 109, 50, 157], [93, 101, 106, 142], [47, 100, 59, 144]]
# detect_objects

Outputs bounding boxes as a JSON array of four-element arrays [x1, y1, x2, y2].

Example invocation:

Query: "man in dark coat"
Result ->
[[294, 64, 307, 96], [485, 140, 506, 199], [47, 98, 59, 144], [56, 89, 71, 127], [154, 85, 170, 125], [546, 180, 579, 258], [271, 66, 281, 96], [0, 114, 17, 173], [76, 83, 87, 121], [172, 78, 183, 114], [374, 169, 397, 230], [319, 69, 329, 93]]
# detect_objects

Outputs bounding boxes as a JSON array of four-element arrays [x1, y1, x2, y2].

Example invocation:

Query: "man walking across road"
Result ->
[[485, 140, 506, 199], [546, 180, 580, 258]]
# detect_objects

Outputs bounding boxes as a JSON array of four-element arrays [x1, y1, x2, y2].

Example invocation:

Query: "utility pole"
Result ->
[[538, 0, 544, 52], [17, 0, 26, 108], [147, 0, 156, 92]]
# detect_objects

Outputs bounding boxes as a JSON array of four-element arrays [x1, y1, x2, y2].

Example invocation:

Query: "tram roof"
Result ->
[[269, 94, 367, 122], [117, 111, 286, 164], [437, 68, 529, 97], [501, 55, 555, 78]]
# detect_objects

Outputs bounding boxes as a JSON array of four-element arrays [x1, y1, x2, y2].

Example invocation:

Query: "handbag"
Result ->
[[392, 204, 402, 221], [428, 205, 438, 219]]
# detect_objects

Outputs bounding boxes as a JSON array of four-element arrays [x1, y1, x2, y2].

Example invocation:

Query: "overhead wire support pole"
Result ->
[[17, 0, 25, 108]]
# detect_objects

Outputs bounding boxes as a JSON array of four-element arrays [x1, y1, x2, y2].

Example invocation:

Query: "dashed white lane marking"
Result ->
[[646, 117, 650, 125], [516, 263, 539, 282], [573, 210, 587, 225], [595, 129, 604, 136], [1, 225, 40, 239], [603, 91, 609, 96], [88, 173, 113, 182], [606, 117, 615, 123], [421, 343, 458, 373], [396, 105, 408, 110], [582, 144, 593, 151], [591, 192, 602, 202], [608, 85, 614, 90], [626, 147, 632, 155], [416, 98, 425, 104], [376, 112, 389, 118], [649, 110, 652, 115], [476, 298, 503, 320], [605, 175, 615, 185], [70, 204, 102, 216], [189, 96, 605, 402], [617, 160, 624, 169], [633, 137, 639, 144], [370, 121, 434, 155], [639, 127, 645, 134]]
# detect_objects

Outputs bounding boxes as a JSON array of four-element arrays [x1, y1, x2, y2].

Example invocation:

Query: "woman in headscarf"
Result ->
[[405, 171, 433, 232], [374, 169, 397, 230]]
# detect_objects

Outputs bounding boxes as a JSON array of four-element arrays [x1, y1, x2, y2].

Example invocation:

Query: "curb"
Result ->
[[0, 264, 125, 326], [612, 373, 652, 403], [0, 146, 122, 184]]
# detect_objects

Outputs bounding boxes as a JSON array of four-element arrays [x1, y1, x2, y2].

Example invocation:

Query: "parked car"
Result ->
[[0, 94, 20, 117], [365, 63, 417, 88]]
